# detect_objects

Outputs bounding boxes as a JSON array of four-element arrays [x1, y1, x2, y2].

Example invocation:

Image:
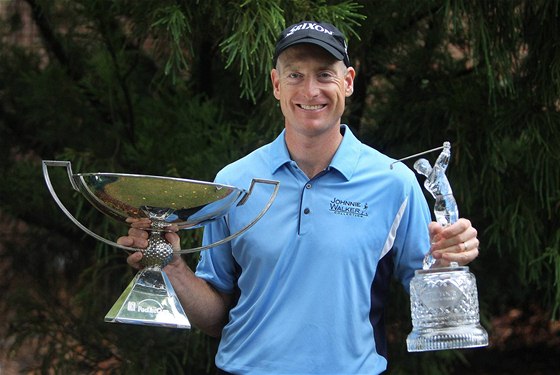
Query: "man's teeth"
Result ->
[[299, 104, 324, 110]]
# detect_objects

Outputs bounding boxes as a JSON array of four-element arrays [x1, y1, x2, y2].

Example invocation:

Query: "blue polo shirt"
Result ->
[[195, 125, 431, 374]]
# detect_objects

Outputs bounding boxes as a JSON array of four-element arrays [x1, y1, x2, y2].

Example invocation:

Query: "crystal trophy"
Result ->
[[406, 142, 488, 351], [42, 160, 279, 329]]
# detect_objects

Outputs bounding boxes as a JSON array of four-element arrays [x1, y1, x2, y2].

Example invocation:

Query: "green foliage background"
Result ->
[[0, 0, 559, 373]]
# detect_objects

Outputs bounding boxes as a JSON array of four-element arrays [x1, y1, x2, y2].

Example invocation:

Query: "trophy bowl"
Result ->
[[42, 160, 279, 328], [75, 172, 245, 230]]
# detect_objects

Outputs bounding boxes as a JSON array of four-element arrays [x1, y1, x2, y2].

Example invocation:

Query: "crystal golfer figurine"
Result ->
[[42, 160, 279, 329], [406, 142, 488, 351]]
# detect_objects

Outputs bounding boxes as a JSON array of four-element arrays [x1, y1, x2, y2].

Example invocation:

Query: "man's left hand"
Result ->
[[429, 218, 479, 266]]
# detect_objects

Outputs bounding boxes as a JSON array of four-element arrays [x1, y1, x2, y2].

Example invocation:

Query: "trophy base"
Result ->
[[406, 324, 488, 352], [105, 268, 191, 329]]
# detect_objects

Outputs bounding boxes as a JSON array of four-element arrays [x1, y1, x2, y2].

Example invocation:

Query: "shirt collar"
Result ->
[[329, 124, 361, 181], [268, 124, 361, 181], [269, 129, 293, 174]]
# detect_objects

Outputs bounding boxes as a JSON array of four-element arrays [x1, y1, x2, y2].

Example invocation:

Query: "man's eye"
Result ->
[[288, 73, 301, 79]]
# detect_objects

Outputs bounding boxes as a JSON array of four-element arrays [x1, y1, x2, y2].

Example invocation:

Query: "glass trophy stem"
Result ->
[[105, 267, 191, 329]]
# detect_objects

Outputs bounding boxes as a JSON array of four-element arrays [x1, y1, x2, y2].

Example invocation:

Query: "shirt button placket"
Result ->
[[300, 182, 313, 234], [304, 183, 312, 215]]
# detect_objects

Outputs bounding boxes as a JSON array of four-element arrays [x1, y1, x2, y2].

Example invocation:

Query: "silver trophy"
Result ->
[[43, 160, 279, 329], [406, 142, 488, 351]]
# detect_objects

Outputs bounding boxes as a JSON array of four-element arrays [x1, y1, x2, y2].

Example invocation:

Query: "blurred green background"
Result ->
[[0, 0, 559, 374]]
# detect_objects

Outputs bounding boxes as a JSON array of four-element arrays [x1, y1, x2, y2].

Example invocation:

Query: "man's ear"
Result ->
[[271, 68, 281, 100], [345, 67, 356, 97]]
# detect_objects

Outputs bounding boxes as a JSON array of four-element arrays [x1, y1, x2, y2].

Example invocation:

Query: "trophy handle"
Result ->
[[42, 160, 280, 255], [42, 160, 139, 252], [175, 178, 280, 254]]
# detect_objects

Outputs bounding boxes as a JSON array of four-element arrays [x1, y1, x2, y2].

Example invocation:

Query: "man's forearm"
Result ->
[[164, 257, 232, 337]]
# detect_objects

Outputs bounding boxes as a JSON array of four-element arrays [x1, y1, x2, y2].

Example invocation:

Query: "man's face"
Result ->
[[271, 44, 355, 138]]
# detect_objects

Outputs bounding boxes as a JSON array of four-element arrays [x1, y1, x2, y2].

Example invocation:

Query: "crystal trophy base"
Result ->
[[407, 323, 488, 351], [105, 267, 191, 329], [406, 265, 488, 352]]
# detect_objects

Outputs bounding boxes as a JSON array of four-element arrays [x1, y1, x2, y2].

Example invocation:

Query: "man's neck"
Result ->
[[285, 126, 343, 179]]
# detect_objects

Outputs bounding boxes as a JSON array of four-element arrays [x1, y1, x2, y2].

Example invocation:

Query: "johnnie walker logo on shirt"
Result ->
[[329, 197, 369, 218]]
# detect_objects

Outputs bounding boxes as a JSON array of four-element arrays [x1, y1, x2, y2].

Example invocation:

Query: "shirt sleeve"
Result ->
[[392, 178, 432, 293], [195, 216, 238, 294]]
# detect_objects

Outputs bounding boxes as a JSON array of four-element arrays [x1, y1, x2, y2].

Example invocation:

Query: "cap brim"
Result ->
[[276, 37, 345, 63]]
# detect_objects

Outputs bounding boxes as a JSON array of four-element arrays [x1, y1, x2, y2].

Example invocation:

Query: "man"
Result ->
[[119, 21, 480, 374]]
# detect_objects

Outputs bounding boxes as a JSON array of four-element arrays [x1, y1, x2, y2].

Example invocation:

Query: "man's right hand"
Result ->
[[117, 226, 181, 270]]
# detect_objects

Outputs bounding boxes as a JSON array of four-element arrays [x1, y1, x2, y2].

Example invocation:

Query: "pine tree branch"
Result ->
[[24, 0, 138, 147], [24, 0, 82, 80]]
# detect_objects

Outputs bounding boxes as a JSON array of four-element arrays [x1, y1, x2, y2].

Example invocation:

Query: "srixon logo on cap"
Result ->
[[285, 22, 334, 37]]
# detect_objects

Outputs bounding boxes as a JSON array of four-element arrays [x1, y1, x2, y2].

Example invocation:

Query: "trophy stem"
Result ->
[[105, 267, 191, 329]]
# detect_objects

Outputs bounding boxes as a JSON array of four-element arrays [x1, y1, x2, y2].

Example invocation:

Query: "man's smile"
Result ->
[[298, 104, 326, 110]]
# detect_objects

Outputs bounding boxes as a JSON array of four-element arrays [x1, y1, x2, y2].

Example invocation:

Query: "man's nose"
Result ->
[[302, 77, 320, 98]]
